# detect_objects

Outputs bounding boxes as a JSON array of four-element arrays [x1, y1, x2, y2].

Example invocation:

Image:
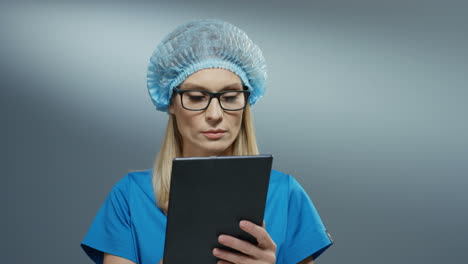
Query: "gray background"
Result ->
[[2, 0, 467, 263]]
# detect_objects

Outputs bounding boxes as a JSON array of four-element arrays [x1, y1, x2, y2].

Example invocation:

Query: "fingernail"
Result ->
[[213, 248, 219, 255], [218, 235, 226, 243], [240, 220, 249, 228]]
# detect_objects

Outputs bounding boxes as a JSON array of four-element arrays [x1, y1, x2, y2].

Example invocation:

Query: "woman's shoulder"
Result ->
[[269, 169, 294, 184], [110, 168, 154, 200], [268, 169, 297, 194], [269, 169, 308, 195], [125, 168, 153, 183], [112, 168, 152, 187]]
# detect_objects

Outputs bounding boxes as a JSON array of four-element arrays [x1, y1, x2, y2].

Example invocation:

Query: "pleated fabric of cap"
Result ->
[[147, 19, 267, 112]]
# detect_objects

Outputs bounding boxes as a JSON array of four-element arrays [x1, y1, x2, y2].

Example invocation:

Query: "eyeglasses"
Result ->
[[172, 87, 250, 111]]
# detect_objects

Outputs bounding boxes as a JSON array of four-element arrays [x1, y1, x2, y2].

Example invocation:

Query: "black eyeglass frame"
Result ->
[[172, 86, 251, 111]]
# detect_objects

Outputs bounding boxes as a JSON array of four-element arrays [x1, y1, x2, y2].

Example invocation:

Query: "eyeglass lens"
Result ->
[[181, 91, 246, 110]]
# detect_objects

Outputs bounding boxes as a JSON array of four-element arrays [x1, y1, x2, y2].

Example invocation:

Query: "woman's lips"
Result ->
[[202, 130, 226, 139]]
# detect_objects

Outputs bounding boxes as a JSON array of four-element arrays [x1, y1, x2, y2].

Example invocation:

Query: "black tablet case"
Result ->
[[163, 155, 273, 264]]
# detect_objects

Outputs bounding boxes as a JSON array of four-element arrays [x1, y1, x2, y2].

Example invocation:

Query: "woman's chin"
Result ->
[[183, 139, 234, 157], [199, 143, 232, 156]]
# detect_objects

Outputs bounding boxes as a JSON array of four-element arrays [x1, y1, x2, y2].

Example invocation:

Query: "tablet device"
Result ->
[[163, 154, 273, 264]]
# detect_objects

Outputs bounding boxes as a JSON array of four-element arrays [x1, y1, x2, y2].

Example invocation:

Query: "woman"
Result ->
[[81, 19, 333, 264]]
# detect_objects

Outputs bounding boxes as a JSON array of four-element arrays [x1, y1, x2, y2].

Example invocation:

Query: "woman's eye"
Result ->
[[188, 95, 206, 102], [221, 92, 241, 102], [222, 96, 238, 102]]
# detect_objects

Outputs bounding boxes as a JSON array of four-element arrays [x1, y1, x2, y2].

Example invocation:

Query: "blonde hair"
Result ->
[[152, 104, 259, 213]]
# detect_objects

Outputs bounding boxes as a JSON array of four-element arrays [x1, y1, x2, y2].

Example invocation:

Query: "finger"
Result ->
[[240, 220, 276, 250], [213, 247, 252, 264], [217, 234, 262, 257]]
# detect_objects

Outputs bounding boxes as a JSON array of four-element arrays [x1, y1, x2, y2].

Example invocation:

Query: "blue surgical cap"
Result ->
[[147, 19, 267, 112]]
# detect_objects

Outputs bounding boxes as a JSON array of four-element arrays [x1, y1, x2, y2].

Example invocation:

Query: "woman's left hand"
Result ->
[[213, 220, 276, 264]]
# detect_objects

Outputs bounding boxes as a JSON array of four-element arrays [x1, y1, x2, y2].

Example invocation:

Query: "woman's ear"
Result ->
[[168, 103, 175, 114], [168, 97, 175, 114]]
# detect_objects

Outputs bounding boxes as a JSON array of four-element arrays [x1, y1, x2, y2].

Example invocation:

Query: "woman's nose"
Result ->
[[205, 98, 223, 121]]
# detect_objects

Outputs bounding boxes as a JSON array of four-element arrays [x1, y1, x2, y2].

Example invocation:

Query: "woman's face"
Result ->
[[169, 68, 245, 157]]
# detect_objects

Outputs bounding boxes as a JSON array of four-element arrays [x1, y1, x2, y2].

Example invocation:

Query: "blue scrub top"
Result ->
[[81, 169, 333, 264]]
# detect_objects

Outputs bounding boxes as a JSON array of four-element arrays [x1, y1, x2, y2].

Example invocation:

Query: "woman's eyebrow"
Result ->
[[181, 83, 243, 91]]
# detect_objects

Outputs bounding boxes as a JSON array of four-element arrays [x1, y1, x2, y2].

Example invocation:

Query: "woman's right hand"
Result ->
[[158, 259, 163, 264]]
